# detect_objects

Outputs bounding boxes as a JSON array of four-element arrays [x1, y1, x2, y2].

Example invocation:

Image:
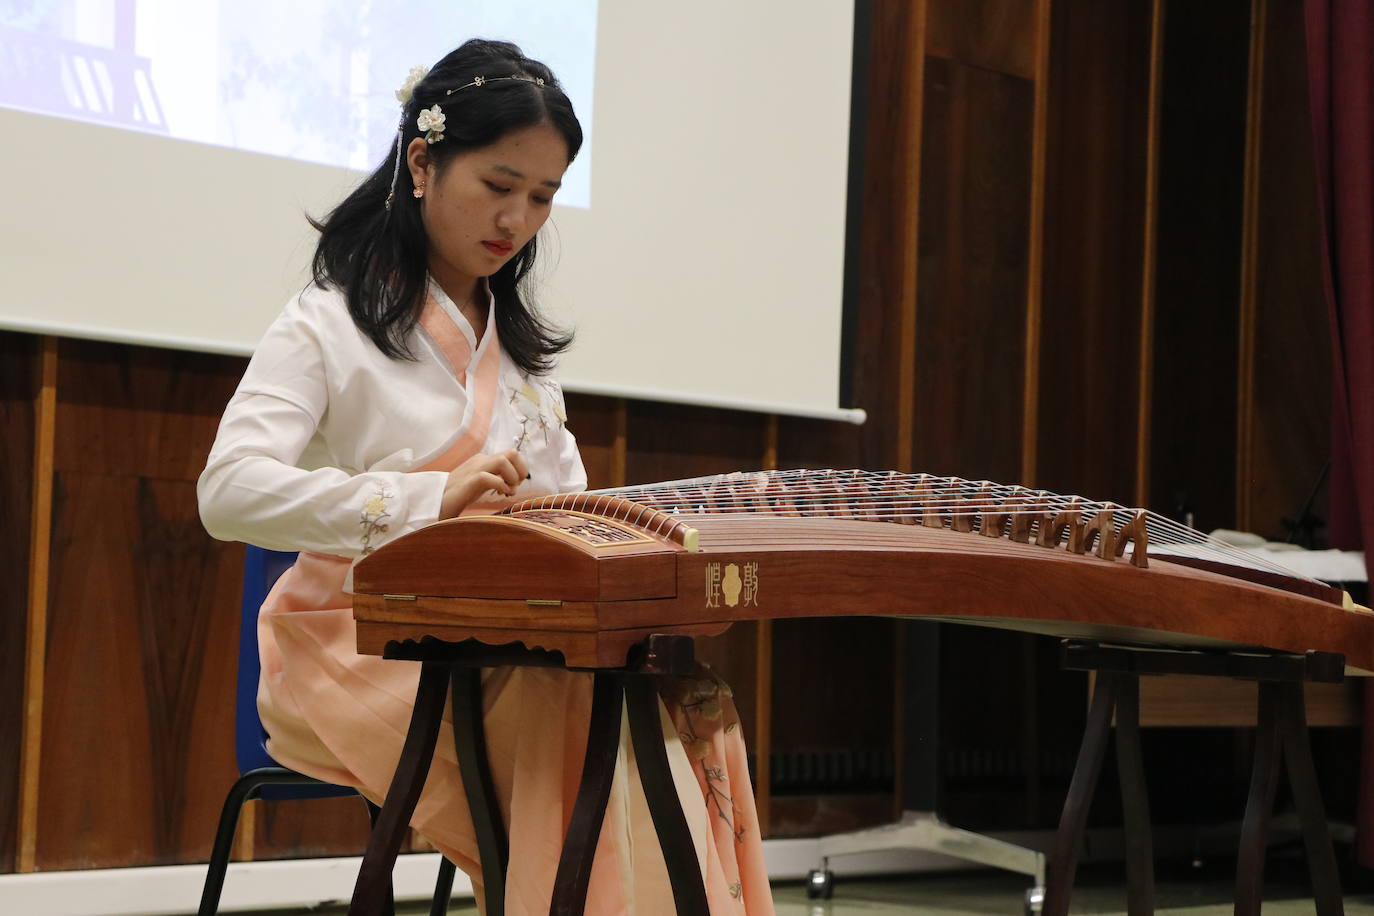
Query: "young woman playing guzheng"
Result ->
[[197, 40, 772, 915]]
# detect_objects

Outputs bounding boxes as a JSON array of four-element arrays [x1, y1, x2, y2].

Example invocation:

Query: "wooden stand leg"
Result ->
[[1235, 681, 1282, 916], [452, 667, 509, 916], [625, 675, 710, 916], [550, 673, 625, 916], [1276, 683, 1344, 916], [1043, 672, 1122, 916], [1114, 675, 1154, 916], [349, 662, 450, 916], [362, 801, 396, 916]]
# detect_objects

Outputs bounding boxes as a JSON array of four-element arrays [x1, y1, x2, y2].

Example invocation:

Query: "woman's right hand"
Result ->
[[440, 449, 530, 519]]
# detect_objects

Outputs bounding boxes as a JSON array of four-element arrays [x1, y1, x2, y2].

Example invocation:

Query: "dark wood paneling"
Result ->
[[849, 0, 924, 474], [1248, 0, 1330, 541], [35, 339, 371, 867], [37, 472, 241, 868], [927, 0, 1039, 79], [253, 796, 374, 861], [915, 56, 1034, 484], [564, 393, 618, 490], [775, 416, 863, 474], [623, 401, 767, 486], [1149, 0, 1252, 531], [53, 339, 246, 479], [0, 331, 36, 873], [1038, 0, 1154, 504], [770, 618, 896, 754], [36, 341, 247, 868]]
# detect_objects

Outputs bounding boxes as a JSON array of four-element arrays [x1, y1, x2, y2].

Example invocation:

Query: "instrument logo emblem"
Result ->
[[706, 561, 760, 608]]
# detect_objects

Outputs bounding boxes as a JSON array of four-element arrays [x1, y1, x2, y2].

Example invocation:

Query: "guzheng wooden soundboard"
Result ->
[[352, 469, 1374, 674]]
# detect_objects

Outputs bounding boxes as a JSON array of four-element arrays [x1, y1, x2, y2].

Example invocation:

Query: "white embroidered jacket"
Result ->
[[197, 281, 587, 558]]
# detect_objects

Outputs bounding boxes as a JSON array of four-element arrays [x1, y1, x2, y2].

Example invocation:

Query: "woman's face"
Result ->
[[407, 123, 570, 291]]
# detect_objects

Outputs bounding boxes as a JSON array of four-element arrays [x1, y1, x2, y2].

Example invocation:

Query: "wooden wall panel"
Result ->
[[1038, 0, 1154, 504], [564, 393, 618, 490], [849, 0, 925, 475], [765, 616, 897, 837], [37, 472, 241, 868], [927, 0, 1038, 79], [1245, 0, 1330, 540], [0, 332, 36, 873], [775, 416, 863, 474], [767, 618, 896, 762], [34, 341, 246, 868], [1149, 0, 1252, 530], [914, 56, 1033, 484], [623, 401, 766, 486], [252, 797, 374, 861], [51, 340, 243, 479]]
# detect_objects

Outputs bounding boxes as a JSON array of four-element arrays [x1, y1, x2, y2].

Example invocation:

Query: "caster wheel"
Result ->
[[805, 868, 834, 900], [1024, 885, 1044, 915]]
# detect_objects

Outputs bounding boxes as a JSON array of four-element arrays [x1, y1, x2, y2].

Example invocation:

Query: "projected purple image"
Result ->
[[0, 0, 596, 207]]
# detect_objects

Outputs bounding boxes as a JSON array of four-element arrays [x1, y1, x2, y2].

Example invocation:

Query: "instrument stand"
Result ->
[[808, 810, 1047, 907], [1044, 640, 1346, 916], [807, 621, 1048, 911], [344, 633, 709, 916]]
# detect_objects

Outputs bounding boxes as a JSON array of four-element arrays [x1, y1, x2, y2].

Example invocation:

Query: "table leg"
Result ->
[[1235, 681, 1282, 916], [1276, 682, 1344, 916], [452, 667, 509, 916], [349, 661, 449, 916], [625, 675, 709, 916], [1043, 671, 1121, 916], [1114, 675, 1154, 916], [550, 673, 625, 916]]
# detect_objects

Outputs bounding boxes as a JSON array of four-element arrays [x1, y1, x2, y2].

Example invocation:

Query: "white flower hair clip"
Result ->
[[417, 104, 446, 144], [395, 65, 428, 105]]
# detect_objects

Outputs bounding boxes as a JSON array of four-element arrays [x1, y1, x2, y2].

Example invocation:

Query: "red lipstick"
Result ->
[[482, 240, 513, 256]]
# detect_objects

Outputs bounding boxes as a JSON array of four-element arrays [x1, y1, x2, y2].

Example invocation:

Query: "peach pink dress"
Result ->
[[198, 283, 773, 915]]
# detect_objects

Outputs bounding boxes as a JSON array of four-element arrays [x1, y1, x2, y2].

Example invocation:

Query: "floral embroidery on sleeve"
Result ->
[[540, 377, 568, 423], [360, 486, 393, 555], [510, 373, 561, 453]]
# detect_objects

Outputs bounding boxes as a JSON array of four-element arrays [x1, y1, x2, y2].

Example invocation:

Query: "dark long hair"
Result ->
[[310, 39, 582, 373]]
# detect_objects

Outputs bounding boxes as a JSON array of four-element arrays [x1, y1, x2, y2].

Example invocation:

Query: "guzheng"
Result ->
[[351, 469, 1374, 674]]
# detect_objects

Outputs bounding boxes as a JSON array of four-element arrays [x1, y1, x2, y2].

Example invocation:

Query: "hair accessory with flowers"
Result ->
[[395, 65, 429, 106], [417, 104, 446, 144], [385, 68, 548, 210]]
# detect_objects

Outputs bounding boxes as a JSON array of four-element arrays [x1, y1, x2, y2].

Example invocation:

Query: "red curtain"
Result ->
[[1304, 0, 1374, 865]]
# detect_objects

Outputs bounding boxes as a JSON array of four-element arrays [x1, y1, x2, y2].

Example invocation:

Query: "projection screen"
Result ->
[[0, 1, 865, 422]]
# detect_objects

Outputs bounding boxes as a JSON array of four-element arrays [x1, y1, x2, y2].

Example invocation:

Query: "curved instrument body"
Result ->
[[351, 471, 1374, 674]]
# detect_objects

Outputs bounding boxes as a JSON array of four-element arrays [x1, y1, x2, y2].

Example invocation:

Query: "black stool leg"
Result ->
[[550, 673, 626, 916], [1114, 675, 1154, 916], [349, 661, 450, 916], [1276, 682, 1344, 916], [1236, 681, 1283, 916], [625, 675, 709, 916], [452, 666, 509, 916], [199, 769, 340, 916], [1043, 672, 1122, 916], [198, 773, 264, 916]]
